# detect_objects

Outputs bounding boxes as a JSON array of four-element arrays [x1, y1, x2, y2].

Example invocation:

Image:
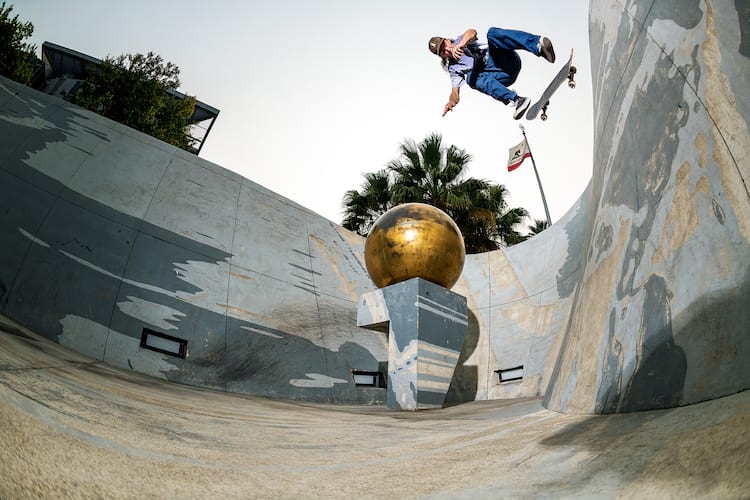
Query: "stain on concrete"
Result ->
[[2, 0, 749, 415], [649, 0, 703, 30], [736, 0, 750, 57]]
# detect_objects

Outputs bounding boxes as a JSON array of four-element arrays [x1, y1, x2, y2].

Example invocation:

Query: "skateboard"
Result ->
[[526, 49, 576, 121]]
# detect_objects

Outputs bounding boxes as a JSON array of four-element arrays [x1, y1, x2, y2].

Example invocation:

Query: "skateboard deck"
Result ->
[[526, 49, 576, 121]]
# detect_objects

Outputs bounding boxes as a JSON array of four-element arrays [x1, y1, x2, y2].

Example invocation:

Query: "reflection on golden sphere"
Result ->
[[364, 203, 465, 289]]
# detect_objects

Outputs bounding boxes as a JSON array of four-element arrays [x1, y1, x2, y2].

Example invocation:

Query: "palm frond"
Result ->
[[341, 132, 530, 251]]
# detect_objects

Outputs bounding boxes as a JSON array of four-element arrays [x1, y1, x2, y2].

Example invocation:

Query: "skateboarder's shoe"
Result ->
[[538, 37, 556, 63], [513, 96, 530, 120]]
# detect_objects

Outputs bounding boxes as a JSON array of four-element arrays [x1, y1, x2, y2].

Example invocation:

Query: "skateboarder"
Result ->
[[428, 28, 556, 120]]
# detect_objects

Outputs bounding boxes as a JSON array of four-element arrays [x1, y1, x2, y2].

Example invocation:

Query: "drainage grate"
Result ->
[[495, 365, 524, 383], [140, 328, 188, 358], [352, 370, 386, 388]]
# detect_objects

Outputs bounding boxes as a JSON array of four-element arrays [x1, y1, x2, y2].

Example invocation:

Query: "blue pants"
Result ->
[[470, 27, 542, 104]]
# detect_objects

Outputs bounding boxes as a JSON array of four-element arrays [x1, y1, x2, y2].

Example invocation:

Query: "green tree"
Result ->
[[74, 52, 197, 151], [527, 219, 549, 237], [342, 132, 529, 253], [451, 181, 529, 252], [387, 133, 474, 213], [341, 170, 396, 235], [0, 2, 36, 84]]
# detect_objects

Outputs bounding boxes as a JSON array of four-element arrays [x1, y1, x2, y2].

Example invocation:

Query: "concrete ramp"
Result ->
[[543, 0, 750, 413], [0, 79, 385, 404], [1, 314, 748, 497], [0, 0, 748, 415]]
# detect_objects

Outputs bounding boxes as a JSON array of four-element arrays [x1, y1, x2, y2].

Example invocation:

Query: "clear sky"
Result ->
[[17, 0, 593, 228]]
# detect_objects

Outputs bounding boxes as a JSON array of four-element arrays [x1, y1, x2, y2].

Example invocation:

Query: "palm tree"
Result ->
[[341, 170, 395, 235], [451, 181, 529, 251], [387, 133, 473, 214], [527, 219, 549, 237], [341, 133, 529, 253]]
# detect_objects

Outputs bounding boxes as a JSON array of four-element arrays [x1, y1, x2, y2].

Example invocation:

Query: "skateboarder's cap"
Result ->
[[428, 36, 446, 56]]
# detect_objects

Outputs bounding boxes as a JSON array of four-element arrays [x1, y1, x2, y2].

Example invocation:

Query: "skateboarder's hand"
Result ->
[[442, 88, 460, 117], [450, 45, 464, 59]]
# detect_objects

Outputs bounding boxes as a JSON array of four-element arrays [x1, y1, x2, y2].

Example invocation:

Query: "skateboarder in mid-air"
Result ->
[[428, 27, 556, 120]]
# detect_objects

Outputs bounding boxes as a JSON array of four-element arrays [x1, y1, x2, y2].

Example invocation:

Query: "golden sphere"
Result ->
[[364, 203, 465, 289]]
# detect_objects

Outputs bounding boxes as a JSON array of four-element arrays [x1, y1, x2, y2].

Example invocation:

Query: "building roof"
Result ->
[[35, 41, 219, 155]]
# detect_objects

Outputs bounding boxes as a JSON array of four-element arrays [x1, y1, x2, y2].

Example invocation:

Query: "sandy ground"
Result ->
[[0, 315, 748, 499]]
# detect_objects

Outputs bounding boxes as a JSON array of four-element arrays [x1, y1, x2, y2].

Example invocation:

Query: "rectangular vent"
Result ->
[[140, 328, 188, 358], [495, 365, 524, 383], [352, 370, 386, 388]]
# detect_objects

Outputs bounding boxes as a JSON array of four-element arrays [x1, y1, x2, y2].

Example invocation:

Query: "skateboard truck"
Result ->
[[526, 49, 577, 121], [540, 65, 576, 121]]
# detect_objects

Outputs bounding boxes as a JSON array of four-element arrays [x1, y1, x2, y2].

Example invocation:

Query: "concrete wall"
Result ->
[[543, 0, 750, 413], [1, 0, 747, 413], [0, 75, 580, 407], [0, 80, 387, 404], [451, 186, 591, 404]]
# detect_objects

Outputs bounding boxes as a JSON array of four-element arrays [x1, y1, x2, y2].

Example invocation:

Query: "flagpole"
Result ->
[[519, 125, 552, 227]]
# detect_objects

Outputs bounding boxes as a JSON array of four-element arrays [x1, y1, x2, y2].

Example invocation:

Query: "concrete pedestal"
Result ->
[[357, 278, 468, 410]]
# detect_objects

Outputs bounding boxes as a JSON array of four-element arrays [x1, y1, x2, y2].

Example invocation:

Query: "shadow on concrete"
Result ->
[[444, 308, 480, 406], [594, 268, 750, 413], [535, 390, 750, 497]]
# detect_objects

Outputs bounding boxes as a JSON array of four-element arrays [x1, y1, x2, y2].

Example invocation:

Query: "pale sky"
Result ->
[[17, 0, 593, 228]]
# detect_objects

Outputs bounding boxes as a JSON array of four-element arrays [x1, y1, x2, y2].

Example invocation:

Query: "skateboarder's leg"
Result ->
[[472, 65, 531, 118], [484, 48, 522, 84], [472, 71, 517, 104], [487, 27, 548, 58], [487, 28, 555, 62]]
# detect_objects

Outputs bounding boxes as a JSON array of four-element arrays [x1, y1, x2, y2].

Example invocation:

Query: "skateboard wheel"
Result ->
[[541, 114, 548, 121], [568, 81, 576, 89]]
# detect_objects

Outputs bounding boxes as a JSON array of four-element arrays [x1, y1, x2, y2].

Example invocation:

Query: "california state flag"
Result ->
[[507, 138, 531, 172]]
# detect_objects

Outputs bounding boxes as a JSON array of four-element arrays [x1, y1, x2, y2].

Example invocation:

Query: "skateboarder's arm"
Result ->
[[455, 29, 477, 49], [442, 87, 460, 117], [450, 29, 477, 58]]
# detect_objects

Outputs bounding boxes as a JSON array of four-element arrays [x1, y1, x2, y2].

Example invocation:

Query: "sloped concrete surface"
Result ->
[[1, 0, 749, 496], [544, 0, 750, 414], [0, 0, 747, 429], [0, 70, 592, 406], [0, 76, 387, 404], [1, 68, 572, 406], [0, 315, 748, 498]]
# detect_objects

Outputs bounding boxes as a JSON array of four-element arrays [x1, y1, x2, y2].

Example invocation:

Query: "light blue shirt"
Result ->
[[448, 35, 488, 88]]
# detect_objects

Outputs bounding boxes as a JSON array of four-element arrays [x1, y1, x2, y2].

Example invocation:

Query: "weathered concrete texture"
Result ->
[[358, 278, 468, 410], [0, 0, 748, 416], [454, 187, 592, 403], [424, 0, 750, 414], [0, 316, 748, 498], [0, 78, 386, 404], [543, 0, 750, 413]]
